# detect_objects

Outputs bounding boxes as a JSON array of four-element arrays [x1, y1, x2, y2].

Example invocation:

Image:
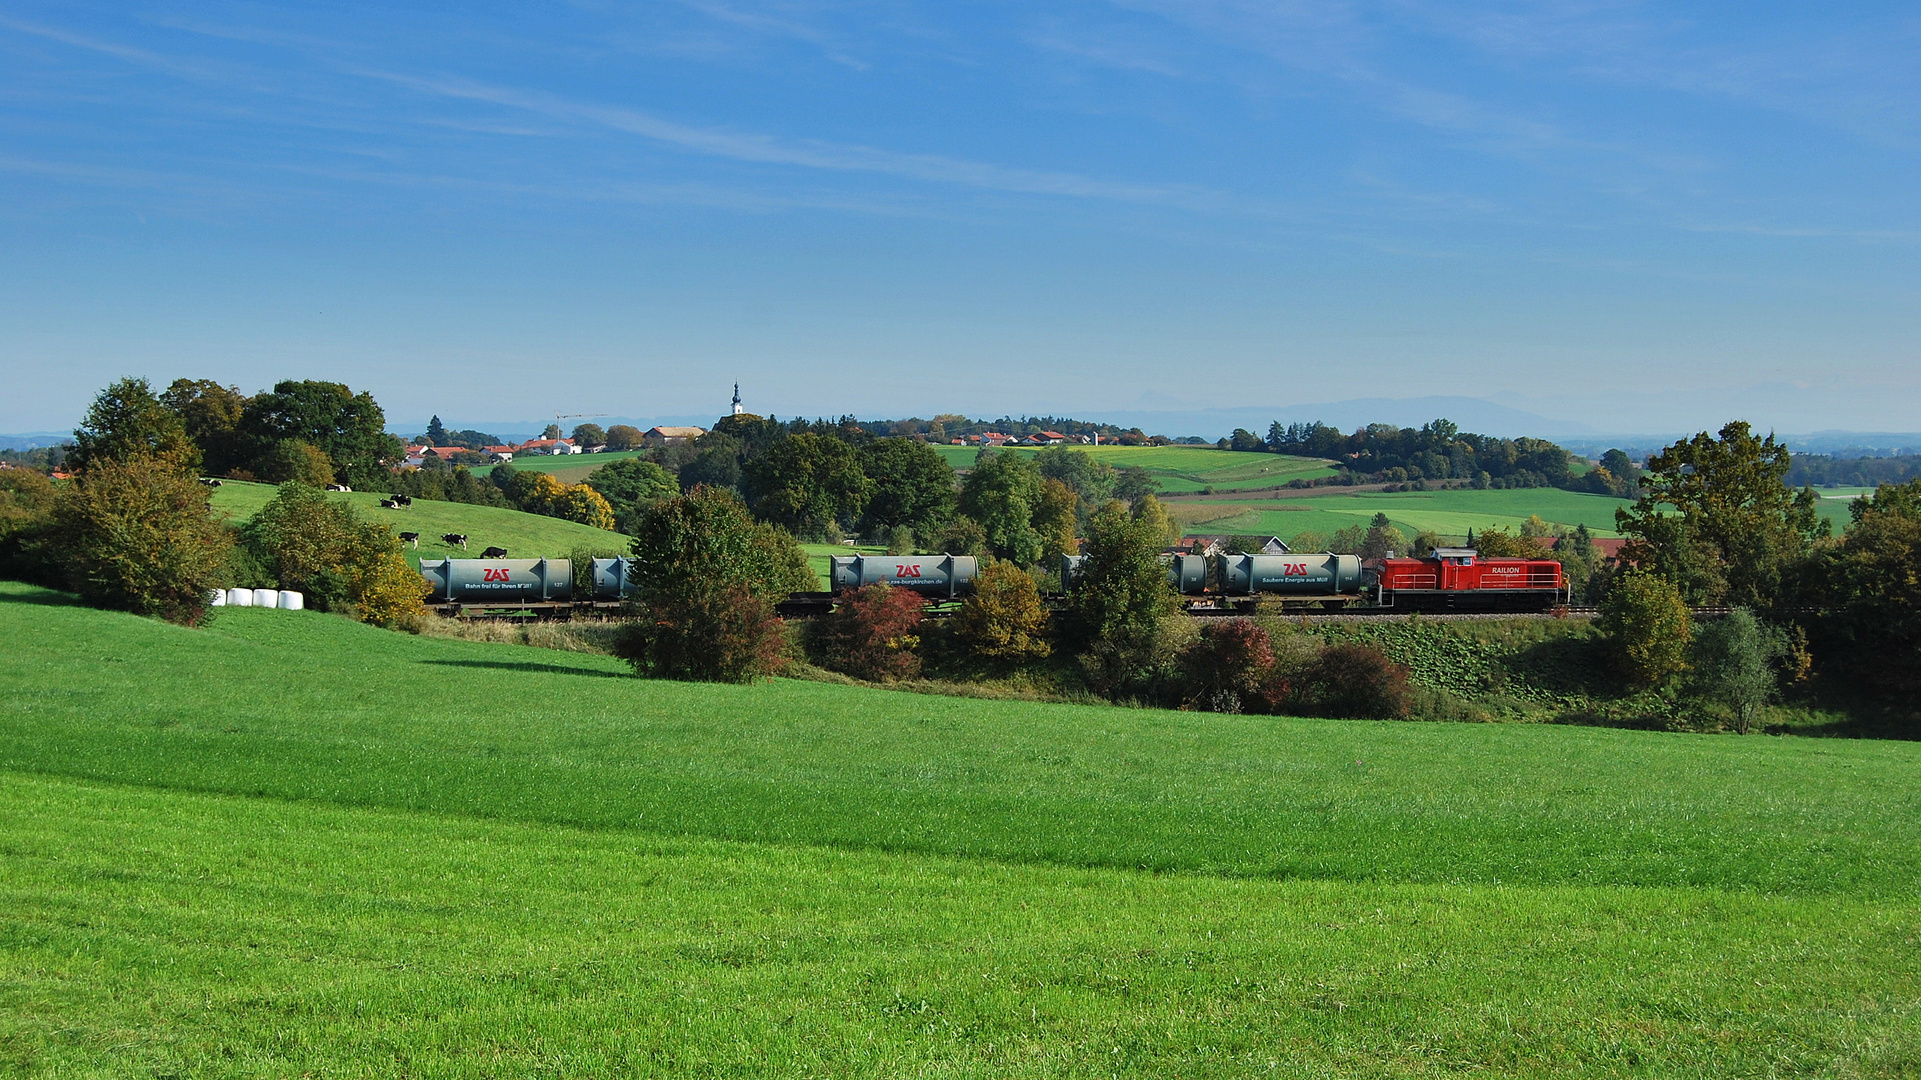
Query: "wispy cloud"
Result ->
[[359, 68, 1238, 209], [669, 0, 871, 69], [0, 13, 216, 77]]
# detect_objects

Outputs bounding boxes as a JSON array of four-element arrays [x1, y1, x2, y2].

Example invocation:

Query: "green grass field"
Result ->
[[933, 443, 1337, 492], [210, 480, 629, 563], [1, 582, 1917, 1075], [469, 448, 653, 485], [1173, 487, 1637, 541]]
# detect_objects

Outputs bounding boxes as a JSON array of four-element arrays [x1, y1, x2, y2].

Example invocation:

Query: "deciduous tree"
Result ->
[[1599, 572, 1692, 689], [69, 378, 200, 475], [1687, 608, 1786, 733], [614, 486, 814, 682], [741, 433, 872, 538], [1064, 500, 1178, 694], [856, 438, 956, 541], [959, 449, 1043, 565], [1033, 478, 1079, 565], [1808, 478, 1921, 702], [953, 560, 1050, 662], [56, 455, 231, 624], [240, 380, 403, 489], [1617, 421, 1825, 609], [603, 424, 644, 451], [160, 378, 249, 476]]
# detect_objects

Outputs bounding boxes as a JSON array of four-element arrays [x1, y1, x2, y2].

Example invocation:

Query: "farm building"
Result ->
[[645, 426, 706, 446]]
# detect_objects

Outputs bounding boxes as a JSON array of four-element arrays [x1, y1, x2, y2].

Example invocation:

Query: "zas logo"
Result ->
[[894, 564, 923, 579], [1283, 562, 1309, 576], [482, 568, 512, 582]]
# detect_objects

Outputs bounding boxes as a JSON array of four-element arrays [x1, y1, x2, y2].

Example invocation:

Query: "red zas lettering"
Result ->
[[894, 564, 923, 578], [482, 568, 512, 582]]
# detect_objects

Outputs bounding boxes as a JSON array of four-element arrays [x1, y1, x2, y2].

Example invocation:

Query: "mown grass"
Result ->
[[1177, 487, 1636, 540], [4, 773, 1916, 1078], [210, 480, 629, 562], [931, 444, 1337, 492], [3, 583, 1918, 1075], [4, 583, 1918, 895], [469, 447, 653, 485]]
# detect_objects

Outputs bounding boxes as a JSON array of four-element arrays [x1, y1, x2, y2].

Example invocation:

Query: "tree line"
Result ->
[[1227, 419, 1641, 498]]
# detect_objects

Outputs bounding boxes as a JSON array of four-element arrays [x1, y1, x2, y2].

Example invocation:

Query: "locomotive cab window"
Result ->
[[1433, 547, 1477, 566]]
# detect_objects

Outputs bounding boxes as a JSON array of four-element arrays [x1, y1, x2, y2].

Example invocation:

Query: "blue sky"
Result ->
[[1, 1, 1916, 436]]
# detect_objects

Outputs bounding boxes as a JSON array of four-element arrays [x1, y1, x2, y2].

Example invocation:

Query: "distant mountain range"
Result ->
[[0, 432, 72, 452], [13, 397, 1921, 458]]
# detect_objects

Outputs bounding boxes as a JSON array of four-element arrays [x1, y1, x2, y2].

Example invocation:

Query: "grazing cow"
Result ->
[[199, 477, 223, 487], [379, 498, 398, 509], [398, 532, 419, 548], [325, 484, 351, 492], [441, 533, 467, 549], [392, 494, 413, 507], [479, 546, 508, 558]]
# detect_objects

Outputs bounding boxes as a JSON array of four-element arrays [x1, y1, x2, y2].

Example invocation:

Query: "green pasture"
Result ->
[[1, 584, 1917, 1074], [932, 443, 1337, 492], [469, 448, 653, 485], [210, 479, 628, 563], [1176, 487, 1636, 541]]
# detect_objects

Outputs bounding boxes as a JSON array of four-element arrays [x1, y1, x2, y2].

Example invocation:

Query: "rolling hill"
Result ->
[[931, 442, 1337, 492], [209, 480, 628, 563], [1, 582, 1915, 1075]]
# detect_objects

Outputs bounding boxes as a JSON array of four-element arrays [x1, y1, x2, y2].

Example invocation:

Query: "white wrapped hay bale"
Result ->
[[209, 589, 226, 607], [252, 588, 278, 609], [227, 588, 252, 607], [278, 590, 304, 611]]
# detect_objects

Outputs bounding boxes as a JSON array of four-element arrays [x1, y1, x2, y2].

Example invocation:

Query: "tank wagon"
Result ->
[[420, 558, 573, 604], [828, 554, 978, 598], [419, 557, 640, 614], [1217, 553, 1363, 596], [1062, 548, 1564, 613]]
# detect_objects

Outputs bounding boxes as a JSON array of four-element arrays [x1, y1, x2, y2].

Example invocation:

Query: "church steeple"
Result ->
[[731, 382, 743, 416]]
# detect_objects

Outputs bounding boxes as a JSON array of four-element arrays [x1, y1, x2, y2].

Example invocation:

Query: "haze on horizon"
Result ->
[[1, 2, 1916, 437]]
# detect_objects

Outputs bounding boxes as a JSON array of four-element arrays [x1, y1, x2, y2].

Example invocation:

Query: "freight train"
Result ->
[[418, 548, 1566, 615]]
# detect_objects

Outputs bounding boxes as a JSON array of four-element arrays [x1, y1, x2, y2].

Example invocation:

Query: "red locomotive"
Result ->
[[1372, 547, 1566, 611]]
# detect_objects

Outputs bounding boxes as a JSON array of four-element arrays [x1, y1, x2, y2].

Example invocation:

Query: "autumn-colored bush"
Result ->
[[520, 473, 616, 530], [0, 467, 62, 587], [1181, 618, 1274, 712], [344, 522, 430, 628], [1303, 643, 1413, 719], [1599, 572, 1692, 689], [242, 482, 427, 625], [814, 583, 926, 682], [952, 561, 1049, 663], [624, 582, 787, 683], [55, 455, 232, 625]]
